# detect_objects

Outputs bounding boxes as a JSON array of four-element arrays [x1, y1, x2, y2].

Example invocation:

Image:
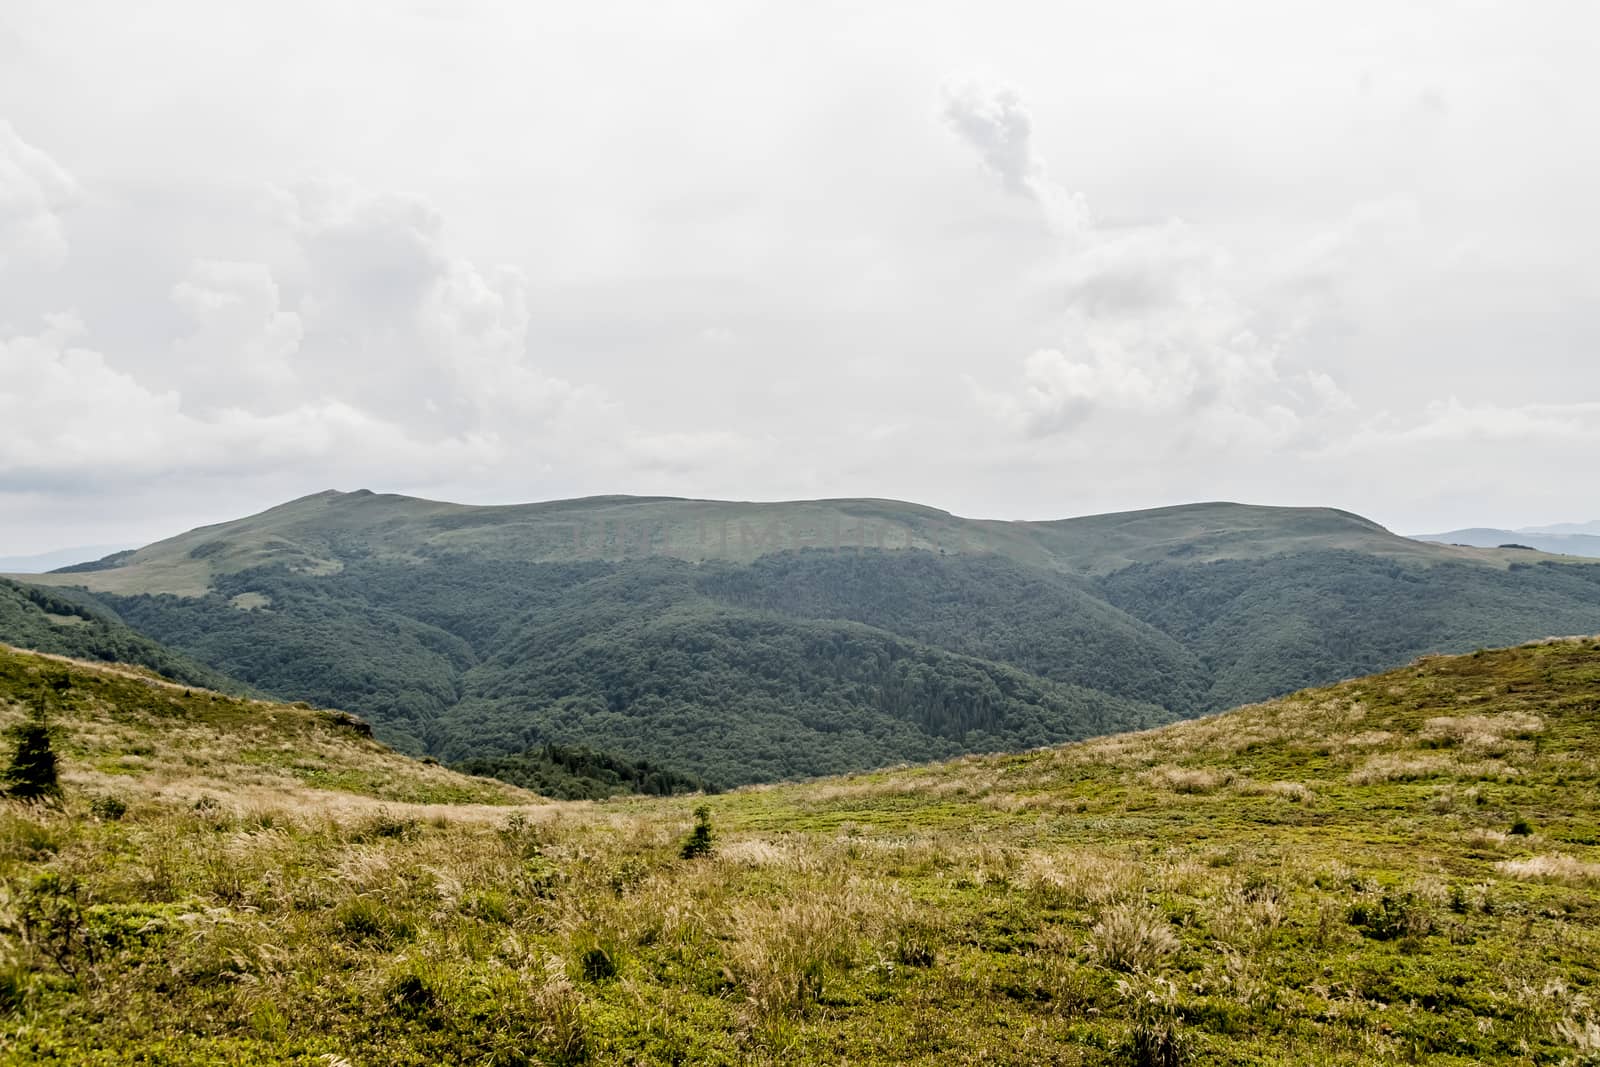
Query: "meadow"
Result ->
[[3, 637, 1600, 1064]]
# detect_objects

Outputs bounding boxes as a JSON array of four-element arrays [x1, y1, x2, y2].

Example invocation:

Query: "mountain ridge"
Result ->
[[14, 490, 1553, 599]]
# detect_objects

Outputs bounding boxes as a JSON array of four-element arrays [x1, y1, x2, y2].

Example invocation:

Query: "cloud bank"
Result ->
[[0, 2, 1594, 548]]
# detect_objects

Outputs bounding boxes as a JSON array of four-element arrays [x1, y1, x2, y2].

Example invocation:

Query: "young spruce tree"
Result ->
[[5, 686, 61, 800], [680, 805, 715, 859]]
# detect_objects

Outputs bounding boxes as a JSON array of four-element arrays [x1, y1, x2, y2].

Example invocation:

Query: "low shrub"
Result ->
[[1347, 891, 1434, 941], [89, 795, 128, 821]]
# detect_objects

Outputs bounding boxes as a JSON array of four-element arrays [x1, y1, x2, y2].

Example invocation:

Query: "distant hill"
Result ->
[[11, 490, 1600, 785], [0, 544, 131, 574], [1523, 519, 1600, 536], [1414, 525, 1600, 559], [18, 490, 1520, 597]]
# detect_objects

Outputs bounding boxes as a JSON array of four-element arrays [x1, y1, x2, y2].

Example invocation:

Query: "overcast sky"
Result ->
[[2, 0, 1597, 554]]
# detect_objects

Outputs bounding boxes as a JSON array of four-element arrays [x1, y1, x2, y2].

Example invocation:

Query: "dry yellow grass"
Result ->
[[1496, 854, 1600, 886]]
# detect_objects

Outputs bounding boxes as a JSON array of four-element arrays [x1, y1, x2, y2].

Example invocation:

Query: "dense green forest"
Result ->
[[97, 556, 1168, 784], [452, 742, 705, 799], [700, 550, 1209, 709], [1099, 552, 1600, 709]]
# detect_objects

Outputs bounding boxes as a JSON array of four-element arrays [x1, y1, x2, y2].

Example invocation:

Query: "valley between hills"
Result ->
[[9, 491, 1600, 790]]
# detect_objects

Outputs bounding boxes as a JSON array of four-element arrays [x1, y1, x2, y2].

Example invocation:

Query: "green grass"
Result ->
[[4, 639, 1600, 1063], [0, 646, 525, 809]]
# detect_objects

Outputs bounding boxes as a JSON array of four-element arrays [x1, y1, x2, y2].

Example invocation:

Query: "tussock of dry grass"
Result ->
[[1143, 765, 1233, 795], [1496, 854, 1600, 886], [1234, 778, 1314, 803], [1419, 712, 1545, 755], [1088, 902, 1179, 972], [1023, 851, 1143, 909], [1349, 754, 1452, 784]]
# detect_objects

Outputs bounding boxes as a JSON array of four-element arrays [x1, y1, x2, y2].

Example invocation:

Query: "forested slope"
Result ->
[[0, 578, 241, 693], [14, 491, 1600, 785]]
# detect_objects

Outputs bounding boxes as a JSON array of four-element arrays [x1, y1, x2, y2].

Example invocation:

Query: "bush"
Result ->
[[354, 808, 419, 842], [89, 795, 128, 821], [335, 897, 414, 947], [0, 873, 99, 978], [579, 945, 618, 983], [0, 962, 27, 1014], [894, 920, 938, 968], [1347, 891, 1434, 941]]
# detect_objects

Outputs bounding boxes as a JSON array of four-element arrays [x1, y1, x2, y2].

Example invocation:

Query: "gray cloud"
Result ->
[[0, 120, 77, 273], [170, 260, 303, 412], [941, 81, 1088, 232], [942, 83, 1042, 199]]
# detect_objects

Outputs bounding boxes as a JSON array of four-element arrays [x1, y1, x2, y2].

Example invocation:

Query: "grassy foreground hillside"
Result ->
[[6, 639, 1600, 1064], [0, 645, 529, 810]]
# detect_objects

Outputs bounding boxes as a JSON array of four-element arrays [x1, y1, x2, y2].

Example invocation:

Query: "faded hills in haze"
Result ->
[[1415, 521, 1600, 559]]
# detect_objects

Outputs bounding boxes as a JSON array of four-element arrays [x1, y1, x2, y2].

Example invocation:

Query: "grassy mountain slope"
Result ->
[[14, 491, 1600, 785], [1026, 500, 1466, 573], [6, 639, 1600, 1064], [0, 645, 529, 809], [0, 579, 242, 693], [16, 491, 1549, 600], [19, 491, 1019, 596]]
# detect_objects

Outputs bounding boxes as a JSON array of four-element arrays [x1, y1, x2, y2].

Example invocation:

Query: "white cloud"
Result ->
[[0, 313, 499, 490], [271, 181, 609, 437], [0, 179, 733, 506], [625, 429, 757, 473], [971, 211, 1350, 449], [942, 83, 1040, 199], [941, 82, 1088, 232], [171, 260, 303, 411], [1341, 399, 1600, 450], [0, 120, 78, 273]]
